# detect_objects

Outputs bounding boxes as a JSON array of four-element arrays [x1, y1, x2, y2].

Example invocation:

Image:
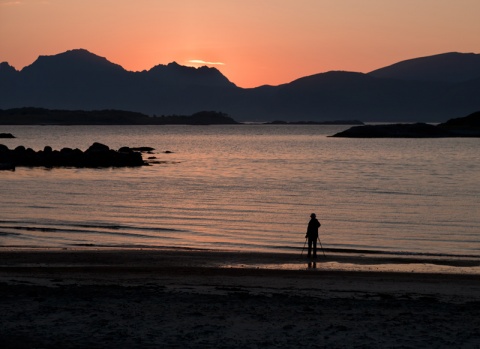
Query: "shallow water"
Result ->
[[1, 125, 479, 268]]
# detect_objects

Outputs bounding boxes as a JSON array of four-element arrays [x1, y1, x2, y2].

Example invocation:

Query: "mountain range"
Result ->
[[1, 49, 480, 122]]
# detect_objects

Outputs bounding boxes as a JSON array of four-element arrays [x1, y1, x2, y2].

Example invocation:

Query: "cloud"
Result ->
[[187, 59, 225, 66]]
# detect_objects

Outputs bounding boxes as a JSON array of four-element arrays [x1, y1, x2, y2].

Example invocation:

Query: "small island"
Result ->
[[331, 111, 480, 138]]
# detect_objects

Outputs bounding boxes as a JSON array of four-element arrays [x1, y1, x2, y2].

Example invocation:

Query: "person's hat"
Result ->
[[310, 213, 316, 218]]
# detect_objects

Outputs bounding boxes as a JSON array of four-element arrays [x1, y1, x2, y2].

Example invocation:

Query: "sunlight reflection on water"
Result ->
[[222, 262, 480, 275]]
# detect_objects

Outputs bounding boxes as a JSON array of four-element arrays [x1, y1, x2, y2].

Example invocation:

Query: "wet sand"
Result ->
[[1, 249, 479, 348]]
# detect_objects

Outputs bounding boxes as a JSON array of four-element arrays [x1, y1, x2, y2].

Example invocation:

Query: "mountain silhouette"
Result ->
[[22, 49, 126, 76], [369, 52, 480, 83], [1, 49, 480, 122]]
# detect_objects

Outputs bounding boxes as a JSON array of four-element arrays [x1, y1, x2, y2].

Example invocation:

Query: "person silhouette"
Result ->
[[305, 213, 321, 258]]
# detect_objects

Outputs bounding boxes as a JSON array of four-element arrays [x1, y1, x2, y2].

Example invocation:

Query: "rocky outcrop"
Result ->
[[0, 162, 15, 171], [0, 142, 147, 168], [330, 123, 452, 138], [437, 111, 480, 136], [0, 133, 15, 138], [331, 111, 480, 138]]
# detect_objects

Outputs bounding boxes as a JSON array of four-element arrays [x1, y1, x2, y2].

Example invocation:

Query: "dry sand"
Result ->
[[1, 249, 479, 348]]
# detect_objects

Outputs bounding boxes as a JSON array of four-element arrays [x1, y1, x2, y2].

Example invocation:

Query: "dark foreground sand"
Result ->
[[0, 249, 479, 348]]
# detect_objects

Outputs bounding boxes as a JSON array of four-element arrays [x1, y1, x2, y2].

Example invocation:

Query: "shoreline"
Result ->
[[1, 249, 479, 348], [1, 249, 480, 291], [1, 247, 479, 274]]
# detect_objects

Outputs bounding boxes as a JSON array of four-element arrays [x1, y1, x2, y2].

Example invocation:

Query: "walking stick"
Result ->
[[318, 236, 326, 258], [301, 238, 307, 255]]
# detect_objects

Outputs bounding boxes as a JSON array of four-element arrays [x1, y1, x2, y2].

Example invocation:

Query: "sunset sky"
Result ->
[[1, 0, 479, 88]]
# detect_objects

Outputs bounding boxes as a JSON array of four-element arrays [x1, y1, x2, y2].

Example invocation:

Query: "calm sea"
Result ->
[[1, 125, 479, 268]]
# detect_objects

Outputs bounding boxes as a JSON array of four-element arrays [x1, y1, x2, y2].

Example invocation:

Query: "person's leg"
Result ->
[[312, 239, 317, 258], [307, 239, 312, 257]]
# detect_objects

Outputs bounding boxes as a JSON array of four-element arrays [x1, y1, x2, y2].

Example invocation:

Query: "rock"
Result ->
[[86, 142, 110, 152], [118, 146, 134, 153], [0, 162, 15, 171], [130, 147, 155, 152], [0, 133, 15, 138], [0, 143, 147, 168]]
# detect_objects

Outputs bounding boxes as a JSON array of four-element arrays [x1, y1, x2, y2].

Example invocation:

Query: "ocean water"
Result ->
[[1, 125, 479, 265]]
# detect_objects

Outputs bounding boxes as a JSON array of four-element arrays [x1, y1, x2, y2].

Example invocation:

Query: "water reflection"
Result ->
[[221, 261, 480, 275]]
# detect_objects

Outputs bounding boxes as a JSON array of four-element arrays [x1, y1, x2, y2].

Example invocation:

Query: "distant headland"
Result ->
[[0, 109, 238, 125], [331, 111, 480, 138]]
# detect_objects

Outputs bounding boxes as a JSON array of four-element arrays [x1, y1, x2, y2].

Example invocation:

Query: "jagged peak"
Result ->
[[0, 61, 18, 73], [154, 61, 222, 73], [146, 61, 234, 86], [167, 61, 181, 67]]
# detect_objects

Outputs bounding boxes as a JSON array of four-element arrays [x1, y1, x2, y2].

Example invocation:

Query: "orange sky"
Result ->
[[1, 0, 480, 88]]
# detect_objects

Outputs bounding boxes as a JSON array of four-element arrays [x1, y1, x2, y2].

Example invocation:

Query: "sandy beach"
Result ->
[[1, 249, 479, 348]]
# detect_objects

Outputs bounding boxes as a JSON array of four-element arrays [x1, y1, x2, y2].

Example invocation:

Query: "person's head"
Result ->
[[310, 213, 316, 218]]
